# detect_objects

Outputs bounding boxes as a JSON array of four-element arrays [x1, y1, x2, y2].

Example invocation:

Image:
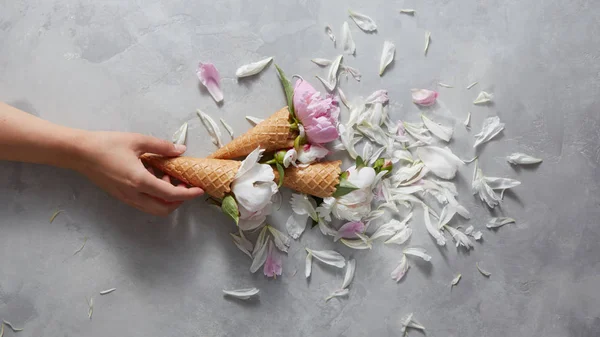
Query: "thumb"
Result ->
[[134, 134, 186, 156]]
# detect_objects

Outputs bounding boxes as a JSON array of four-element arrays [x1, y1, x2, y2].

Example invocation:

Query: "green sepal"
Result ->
[[276, 162, 285, 188], [274, 150, 287, 164], [294, 135, 307, 151], [221, 194, 240, 225], [355, 156, 366, 169], [332, 179, 360, 198], [274, 64, 296, 120]]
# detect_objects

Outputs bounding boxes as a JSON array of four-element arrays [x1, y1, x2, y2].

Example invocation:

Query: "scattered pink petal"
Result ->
[[334, 221, 366, 241], [411, 89, 438, 106], [197, 62, 223, 103], [263, 239, 283, 278]]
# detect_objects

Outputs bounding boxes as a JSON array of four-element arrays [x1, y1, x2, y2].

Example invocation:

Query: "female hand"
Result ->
[[73, 131, 204, 216]]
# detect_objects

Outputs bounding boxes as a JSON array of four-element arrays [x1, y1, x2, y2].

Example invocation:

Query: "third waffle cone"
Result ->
[[208, 107, 297, 159], [274, 161, 342, 198], [141, 154, 240, 199]]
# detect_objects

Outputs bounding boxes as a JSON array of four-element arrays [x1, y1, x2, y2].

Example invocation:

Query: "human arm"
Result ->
[[0, 101, 204, 216]]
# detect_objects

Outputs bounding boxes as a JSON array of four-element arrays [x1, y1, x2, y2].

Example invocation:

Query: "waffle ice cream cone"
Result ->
[[141, 154, 240, 199], [274, 161, 342, 198], [209, 107, 297, 159]]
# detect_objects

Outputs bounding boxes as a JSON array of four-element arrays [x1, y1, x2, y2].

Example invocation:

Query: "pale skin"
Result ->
[[0, 102, 204, 216]]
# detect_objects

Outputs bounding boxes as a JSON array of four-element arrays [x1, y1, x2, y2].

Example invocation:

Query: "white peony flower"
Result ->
[[328, 165, 376, 221], [282, 148, 298, 168], [231, 148, 278, 229]]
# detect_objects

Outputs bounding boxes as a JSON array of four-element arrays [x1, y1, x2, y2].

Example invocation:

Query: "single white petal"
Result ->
[[371, 219, 408, 241], [250, 237, 268, 273], [305, 252, 313, 278], [476, 262, 492, 277], [424, 207, 446, 246], [399, 9, 416, 15], [342, 65, 362, 81], [245, 115, 264, 125], [421, 114, 453, 142], [339, 124, 360, 158], [473, 116, 504, 147], [290, 193, 318, 219], [385, 227, 413, 245], [465, 225, 474, 235], [340, 238, 372, 250], [473, 91, 493, 104], [403, 247, 432, 262], [327, 55, 343, 90], [100, 288, 116, 295], [267, 226, 291, 253], [486, 217, 516, 229], [379, 41, 395, 76], [325, 288, 350, 302], [235, 57, 273, 78], [416, 146, 464, 180], [315, 75, 336, 92], [311, 58, 332, 67], [235, 147, 262, 179], [306, 248, 346, 268], [362, 142, 373, 160], [230, 233, 253, 258], [318, 219, 337, 237], [506, 152, 543, 165], [472, 231, 483, 241], [286, 213, 309, 240], [341, 22, 356, 55], [484, 176, 521, 191], [341, 259, 356, 289], [220, 118, 234, 139], [463, 112, 471, 128], [172, 122, 188, 145], [337, 87, 351, 109], [348, 10, 377, 32], [466, 81, 478, 90], [424, 31, 431, 55], [197, 109, 223, 148], [450, 274, 462, 287], [222, 288, 260, 300], [325, 25, 336, 45], [437, 82, 453, 88], [391, 255, 409, 282], [445, 225, 474, 249], [400, 313, 414, 333]]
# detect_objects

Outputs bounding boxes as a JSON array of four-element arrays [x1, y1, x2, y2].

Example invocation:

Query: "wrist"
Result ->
[[56, 128, 93, 171]]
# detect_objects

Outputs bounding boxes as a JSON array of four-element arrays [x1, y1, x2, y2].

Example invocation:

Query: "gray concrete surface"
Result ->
[[1, 0, 600, 336]]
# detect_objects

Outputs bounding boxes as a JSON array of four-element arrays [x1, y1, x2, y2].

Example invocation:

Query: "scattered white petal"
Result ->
[[486, 217, 516, 229], [87, 296, 94, 320], [416, 146, 464, 180], [196, 62, 223, 103], [399, 9, 416, 15], [268, 226, 291, 253], [235, 57, 273, 78], [424, 31, 431, 55], [325, 288, 350, 302], [473, 91, 493, 105], [466, 81, 478, 90], [340, 238, 372, 250], [305, 252, 313, 278], [100, 288, 116, 295], [465, 225, 474, 235], [450, 274, 462, 288], [172, 122, 188, 145], [342, 22, 356, 55], [464, 112, 471, 128], [403, 247, 432, 262], [2, 320, 23, 332], [379, 41, 395, 76], [337, 87, 351, 109], [438, 82, 453, 88], [290, 193, 318, 220], [385, 227, 413, 245], [342, 65, 362, 81], [220, 118, 234, 139], [400, 313, 414, 333], [223, 288, 260, 300], [341, 259, 356, 289], [371, 218, 409, 241], [424, 207, 446, 246], [311, 58, 332, 67], [476, 262, 492, 277], [411, 89, 438, 106], [473, 116, 505, 148], [445, 226, 474, 249], [348, 10, 377, 32], [245, 115, 264, 125], [197, 109, 224, 148], [365, 90, 389, 105], [315, 75, 336, 92], [506, 153, 543, 165], [391, 255, 409, 282], [250, 228, 269, 273], [472, 162, 503, 208], [306, 249, 346, 268], [230, 232, 253, 258], [286, 213, 309, 240], [421, 114, 453, 142], [325, 25, 336, 45], [327, 55, 343, 90]]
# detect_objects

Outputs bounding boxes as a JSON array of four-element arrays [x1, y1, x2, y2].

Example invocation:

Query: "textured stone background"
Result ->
[[1, 0, 599, 336]]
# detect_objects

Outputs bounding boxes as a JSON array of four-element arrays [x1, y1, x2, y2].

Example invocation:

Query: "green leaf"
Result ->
[[332, 179, 360, 198], [221, 195, 240, 225], [276, 162, 285, 188], [339, 171, 349, 181], [355, 156, 366, 169], [274, 64, 296, 119]]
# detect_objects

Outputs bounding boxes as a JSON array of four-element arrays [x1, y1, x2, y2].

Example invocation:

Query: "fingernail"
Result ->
[[174, 144, 186, 153]]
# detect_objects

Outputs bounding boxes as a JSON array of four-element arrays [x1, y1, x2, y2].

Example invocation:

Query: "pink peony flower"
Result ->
[[293, 79, 340, 145], [263, 240, 282, 278]]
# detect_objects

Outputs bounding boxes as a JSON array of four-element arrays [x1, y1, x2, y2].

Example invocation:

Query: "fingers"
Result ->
[[133, 134, 187, 156], [137, 170, 204, 202]]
